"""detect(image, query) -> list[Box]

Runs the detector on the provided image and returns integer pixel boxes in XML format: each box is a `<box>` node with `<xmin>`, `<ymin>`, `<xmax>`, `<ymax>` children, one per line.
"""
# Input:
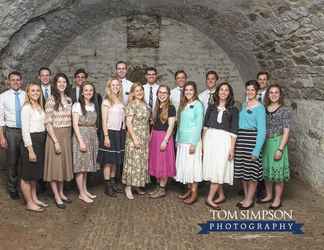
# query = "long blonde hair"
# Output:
<box><xmin>24</xmin><ymin>83</ymin><xmax>44</xmax><ymax>109</ymax></box>
<box><xmin>104</xmin><ymin>79</ymin><xmax>123</xmax><ymax>105</ymax></box>
<box><xmin>128</xmin><ymin>82</ymin><xmax>145</xmax><ymax>103</ymax></box>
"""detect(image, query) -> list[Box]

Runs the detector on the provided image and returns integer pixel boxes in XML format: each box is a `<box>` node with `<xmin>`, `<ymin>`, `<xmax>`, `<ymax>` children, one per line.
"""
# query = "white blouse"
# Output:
<box><xmin>21</xmin><ymin>104</ymin><xmax>45</xmax><ymax>147</ymax></box>
<box><xmin>72</xmin><ymin>102</ymin><xmax>95</xmax><ymax>115</ymax></box>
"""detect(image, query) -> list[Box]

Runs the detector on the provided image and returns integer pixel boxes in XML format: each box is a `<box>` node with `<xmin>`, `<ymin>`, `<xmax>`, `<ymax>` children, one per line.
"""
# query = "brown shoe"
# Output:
<box><xmin>178</xmin><ymin>189</ymin><xmax>191</xmax><ymax>200</ymax></box>
<box><xmin>150</xmin><ymin>187</ymin><xmax>166</xmax><ymax>199</ymax></box>
<box><xmin>183</xmin><ymin>189</ymin><xmax>198</xmax><ymax>205</ymax></box>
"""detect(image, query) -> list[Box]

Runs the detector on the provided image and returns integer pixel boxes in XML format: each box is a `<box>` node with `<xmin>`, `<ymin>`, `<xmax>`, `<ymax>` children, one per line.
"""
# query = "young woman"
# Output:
<box><xmin>259</xmin><ymin>84</ymin><xmax>290</xmax><ymax>209</ymax></box>
<box><xmin>97</xmin><ymin>79</ymin><xmax>125</xmax><ymax>197</ymax></box>
<box><xmin>72</xmin><ymin>82</ymin><xmax>99</xmax><ymax>203</ymax></box>
<box><xmin>234</xmin><ymin>80</ymin><xmax>266</xmax><ymax>210</ymax></box>
<box><xmin>148</xmin><ymin>85</ymin><xmax>176</xmax><ymax>198</ymax></box>
<box><xmin>122</xmin><ymin>82</ymin><xmax>150</xmax><ymax>200</ymax></box>
<box><xmin>175</xmin><ymin>81</ymin><xmax>204</xmax><ymax>205</ymax></box>
<box><xmin>202</xmin><ymin>82</ymin><xmax>238</xmax><ymax>209</ymax></box>
<box><xmin>21</xmin><ymin>83</ymin><xmax>47</xmax><ymax>212</ymax></box>
<box><xmin>44</xmin><ymin>73</ymin><xmax>73</xmax><ymax>209</ymax></box>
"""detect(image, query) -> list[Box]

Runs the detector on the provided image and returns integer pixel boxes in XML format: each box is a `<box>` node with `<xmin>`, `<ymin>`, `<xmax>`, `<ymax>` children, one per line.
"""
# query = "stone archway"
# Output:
<box><xmin>0</xmin><ymin>0</ymin><xmax>323</xmax><ymax>193</ymax></box>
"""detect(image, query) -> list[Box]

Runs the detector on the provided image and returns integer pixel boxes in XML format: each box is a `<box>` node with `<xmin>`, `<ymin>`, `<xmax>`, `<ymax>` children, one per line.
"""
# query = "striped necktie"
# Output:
<box><xmin>149</xmin><ymin>86</ymin><xmax>153</xmax><ymax>109</ymax></box>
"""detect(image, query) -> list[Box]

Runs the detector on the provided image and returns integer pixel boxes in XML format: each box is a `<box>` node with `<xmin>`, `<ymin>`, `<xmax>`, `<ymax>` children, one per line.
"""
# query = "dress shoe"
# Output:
<box><xmin>149</xmin><ymin>187</ymin><xmax>166</xmax><ymax>199</ymax></box>
<box><xmin>178</xmin><ymin>190</ymin><xmax>191</xmax><ymax>200</ymax></box>
<box><xmin>104</xmin><ymin>182</ymin><xmax>117</xmax><ymax>197</ymax></box>
<box><xmin>183</xmin><ymin>189</ymin><xmax>198</xmax><ymax>205</ymax></box>
<box><xmin>55</xmin><ymin>201</ymin><xmax>66</xmax><ymax>209</ymax></box>
<box><xmin>213</xmin><ymin>197</ymin><xmax>226</xmax><ymax>204</ymax></box>
<box><xmin>256</xmin><ymin>198</ymin><xmax>273</xmax><ymax>204</ymax></box>
<box><xmin>26</xmin><ymin>207</ymin><xmax>45</xmax><ymax>213</ymax></box>
<box><xmin>205</xmin><ymin>200</ymin><xmax>221</xmax><ymax>210</ymax></box>
<box><xmin>133</xmin><ymin>187</ymin><xmax>145</xmax><ymax>195</ymax></box>
<box><xmin>9</xmin><ymin>191</ymin><xmax>19</xmax><ymax>200</ymax></box>
<box><xmin>61</xmin><ymin>197</ymin><xmax>72</xmax><ymax>203</ymax></box>
<box><xmin>125</xmin><ymin>186</ymin><xmax>134</xmax><ymax>200</ymax></box>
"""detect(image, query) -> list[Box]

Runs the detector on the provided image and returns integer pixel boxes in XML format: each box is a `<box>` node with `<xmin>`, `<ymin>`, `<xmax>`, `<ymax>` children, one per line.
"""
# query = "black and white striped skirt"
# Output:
<box><xmin>234</xmin><ymin>129</ymin><xmax>263</xmax><ymax>181</ymax></box>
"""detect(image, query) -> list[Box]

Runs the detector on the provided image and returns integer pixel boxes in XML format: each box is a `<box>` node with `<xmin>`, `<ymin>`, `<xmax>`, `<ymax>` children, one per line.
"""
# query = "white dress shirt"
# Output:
<box><xmin>143</xmin><ymin>83</ymin><xmax>159</xmax><ymax>110</ymax></box>
<box><xmin>76</xmin><ymin>86</ymin><xmax>80</xmax><ymax>102</ymax></box>
<box><xmin>72</xmin><ymin>102</ymin><xmax>95</xmax><ymax>115</ymax></box>
<box><xmin>0</xmin><ymin>89</ymin><xmax>26</xmax><ymax>128</ymax></box>
<box><xmin>170</xmin><ymin>86</ymin><xmax>182</xmax><ymax>112</ymax></box>
<box><xmin>21</xmin><ymin>104</ymin><xmax>45</xmax><ymax>147</ymax></box>
<box><xmin>41</xmin><ymin>84</ymin><xmax>51</xmax><ymax>100</ymax></box>
<box><xmin>198</xmin><ymin>88</ymin><xmax>216</xmax><ymax>114</ymax></box>
<box><xmin>121</xmin><ymin>78</ymin><xmax>133</xmax><ymax>105</ymax></box>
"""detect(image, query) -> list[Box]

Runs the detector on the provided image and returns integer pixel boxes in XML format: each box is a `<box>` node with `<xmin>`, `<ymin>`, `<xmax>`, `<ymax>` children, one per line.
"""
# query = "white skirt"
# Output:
<box><xmin>175</xmin><ymin>141</ymin><xmax>203</xmax><ymax>184</ymax></box>
<box><xmin>202</xmin><ymin>128</ymin><xmax>234</xmax><ymax>185</ymax></box>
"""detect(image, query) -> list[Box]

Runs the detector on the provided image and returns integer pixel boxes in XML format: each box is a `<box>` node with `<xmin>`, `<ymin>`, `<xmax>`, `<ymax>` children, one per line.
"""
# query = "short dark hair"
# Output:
<box><xmin>115</xmin><ymin>61</ymin><xmax>128</xmax><ymax>69</ymax></box>
<box><xmin>8</xmin><ymin>71</ymin><xmax>22</xmax><ymax>80</ymax></box>
<box><xmin>145</xmin><ymin>67</ymin><xmax>157</xmax><ymax>75</ymax></box>
<box><xmin>264</xmin><ymin>83</ymin><xmax>285</xmax><ymax>107</ymax></box>
<box><xmin>245</xmin><ymin>80</ymin><xmax>260</xmax><ymax>92</ymax></box>
<box><xmin>206</xmin><ymin>70</ymin><xmax>219</xmax><ymax>81</ymax></box>
<box><xmin>74</xmin><ymin>68</ymin><xmax>88</xmax><ymax>78</ymax></box>
<box><xmin>257</xmin><ymin>71</ymin><xmax>270</xmax><ymax>80</ymax></box>
<box><xmin>174</xmin><ymin>70</ymin><xmax>187</xmax><ymax>79</ymax></box>
<box><xmin>38</xmin><ymin>67</ymin><xmax>51</xmax><ymax>76</ymax></box>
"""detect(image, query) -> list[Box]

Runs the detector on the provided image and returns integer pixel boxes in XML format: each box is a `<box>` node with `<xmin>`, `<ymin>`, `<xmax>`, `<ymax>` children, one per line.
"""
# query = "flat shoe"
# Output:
<box><xmin>205</xmin><ymin>200</ymin><xmax>221</xmax><ymax>210</ymax></box>
<box><xmin>79</xmin><ymin>196</ymin><xmax>93</xmax><ymax>204</ymax></box>
<box><xmin>236</xmin><ymin>202</ymin><xmax>243</xmax><ymax>207</ymax></box>
<box><xmin>269</xmin><ymin>203</ymin><xmax>282</xmax><ymax>210</ymax></box>
<box><xmin>213</xmin><ymin>198</ymin><xmax>226</xmax><ymax>204</ymax></box>
<box><xmin>26</xmin><ymin>207</ymin><xmax>44</xmax><ymax>213</ymax></box>
<box><xmin>55</xmin><ymin>202</ymin><xmax>66</xmax><ymax>209</ymax></box>
<box><xmin>256</xmin><ymin>198</ymin><xmax>273</xmax><ymax>204</ymax></box>
<box><xmin>238</xmin><ymin>202</ymin><xmax>254</xmax><ymax>210</ymax></box>
<box><xmin>36</xmin><ymin>202</ymin><xmax>48</xmax><ymax>208</ymax></box>
<box><xmin>62</xmin><ymin>198</ymin><xmax>72</xmax><ymax>203</ymax></box>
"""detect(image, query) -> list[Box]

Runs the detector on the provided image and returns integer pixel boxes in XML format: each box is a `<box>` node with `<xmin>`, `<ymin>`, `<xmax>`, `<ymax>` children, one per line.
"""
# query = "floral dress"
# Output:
<box><xmin>122</xmin><ymin>101</ymin><xmax>150</xmax><ymax>187</ymax></box>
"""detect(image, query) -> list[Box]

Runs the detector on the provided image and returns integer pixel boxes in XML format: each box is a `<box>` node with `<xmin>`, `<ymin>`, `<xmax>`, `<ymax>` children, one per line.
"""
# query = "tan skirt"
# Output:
<box><xmin>44</xmin><ymin>127</ymin><xmax>73</xmax><ymax>182</ymax></box>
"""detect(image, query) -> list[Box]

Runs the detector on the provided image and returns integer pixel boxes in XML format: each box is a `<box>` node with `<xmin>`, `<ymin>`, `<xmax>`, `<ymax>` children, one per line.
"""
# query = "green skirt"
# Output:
<box><xmin>262</xmin><ymin>135</ymin><xmax>289</xmax><ymax>182</ymax></box>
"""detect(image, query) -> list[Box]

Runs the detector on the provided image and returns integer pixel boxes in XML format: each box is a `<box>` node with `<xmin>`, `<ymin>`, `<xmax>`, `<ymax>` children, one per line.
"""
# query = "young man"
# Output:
<box><xmin>38</xmin><ymin>67</ymin><xmax>53</xmax><ymax>102</ymax></box>
<box><xmin>115</xmin><ymin>61</ymin><xmax>133</xmax><ymax>105</ymax></box>
<box><xmin>143</xmin><ymin>67</ymin><xmax>159</xmax><ymax>111</ymax></box>
<box><xmin>198</xmin><ymin>70</ymin><xmax>219</xmax><ymax>114</ymax></box>
<box><xmin>170</xmin><ymin>70</ymin><xmax>187</xmax><ymax>112</ymax></box>
<box><xmin>257</xmin><ymin>71</ymin><xmax>270</xmax><ymax>104</ymax></box>
<box><xmin>0</xmin><ymin>71</ymin><xmax>26</xmax><ymax>199</ymax></box>
<box><xmin>71</xmin><ymin>68</ymin><xmax>88</xmax><ymax>103</ymax></box>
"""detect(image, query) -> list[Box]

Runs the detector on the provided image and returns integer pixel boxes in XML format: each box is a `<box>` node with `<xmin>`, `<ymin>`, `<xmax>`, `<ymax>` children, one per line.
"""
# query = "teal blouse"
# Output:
<box><xmin>176</xmin><ymin>100</ymin><xmax>204</xmax><ymax>145</ymax></box>
<box><xmin>239</xmin><ymin>103</ymin><xmax>266</xmax><ymax>157</ymax></box>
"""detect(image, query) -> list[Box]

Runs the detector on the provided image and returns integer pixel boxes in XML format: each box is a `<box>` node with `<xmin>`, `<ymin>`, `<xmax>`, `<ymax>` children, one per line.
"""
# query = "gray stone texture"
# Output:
<box><xmin>0</xmin><ymin>0</ymin><xmax>323</xmax><ymax>193</ymax></box>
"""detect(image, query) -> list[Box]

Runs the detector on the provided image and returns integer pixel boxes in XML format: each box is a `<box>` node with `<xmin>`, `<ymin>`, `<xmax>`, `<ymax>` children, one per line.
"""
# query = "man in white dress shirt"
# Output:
<box><xmin>256</xmin><ymin>71</ymin><xmax>270</xmax><ymax>104</ymax></box>
<box><xmin>0</xmin><ymin>71</ymin><xmax>26</xmax><ymax>199</ymax></box>
<box><xmin>170</xmin><ymin>70</ymin><xmax>187</xmax><ymax>112</ymax></box>
<box><xmin>115</xmin><ymin>61</ymin><xmax>133</xmax><ymax>105</ymax></box>
<box><xmin>143</xmin><ymin>67</ymin><xmax>159</xmax><ymax>111</ymax></box>
<box><xmin>71</xmin><ymin>68</ymin><xmax>88</xmax><ymax>103</ymax></box>
<box><xmin>198</xmin><ymin>70</ymin><xmax>219</xmax><ymax>114</ymax></box>
<box><xmin>38</xmin><ymin>67</ymin><xmax>52</xmax><ymax>103</ymax></box>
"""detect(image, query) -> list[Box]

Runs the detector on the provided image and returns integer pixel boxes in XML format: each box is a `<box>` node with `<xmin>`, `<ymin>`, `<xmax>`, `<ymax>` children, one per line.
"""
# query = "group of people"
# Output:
<box><xmin>0</xmin><ymin>61</ymin><xmax>291</xmax><ymax>213</ymax></box>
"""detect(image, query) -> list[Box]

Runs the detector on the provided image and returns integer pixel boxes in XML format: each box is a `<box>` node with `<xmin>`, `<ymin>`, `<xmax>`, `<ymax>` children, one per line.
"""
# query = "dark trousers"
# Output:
<box><xmin>5</xmin><ymin>127</ymin><xmax>23</xmax><ymax>193</ymax></box>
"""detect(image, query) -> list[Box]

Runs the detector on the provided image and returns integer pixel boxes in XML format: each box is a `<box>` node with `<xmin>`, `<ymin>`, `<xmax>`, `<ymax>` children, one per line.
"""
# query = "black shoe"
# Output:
<box><xmin>9</xmin><ymin>191</ymin><xmax>19</xmax><ymax>200</ymax></box>
<box><xmin>238</xmin><ymin>202</ymin><xmax>254</xmax><ymax>210</ymax></box>
<box><xmin>111</xmin><ymin>178</ymin><xmax>123</xmax><ymax>193</ymax></box>
<box><xmin>104</xmin><ymin>181</ymin><xmax>116</xmax><ymax>197</ymax></box>
<box><xmin>55</xmin><ymin>201</ymin><xmax>66</xmax><ymax>209</ymax></box>
<box><xmin>269</xmin><ymin>203</ymin><xmax>282</xmax><ymax>210</ymax></box>
<box><xmin>62</xmin><ymin>197</ymin><xmax>72</xmax><ymax>204</ymax></box>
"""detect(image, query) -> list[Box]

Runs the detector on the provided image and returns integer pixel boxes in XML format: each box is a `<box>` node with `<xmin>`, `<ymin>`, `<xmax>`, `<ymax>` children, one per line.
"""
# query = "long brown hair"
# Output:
<box><xmin>178</xmin><ymin>81</ymin><xmax>199</xmax><ymax>114</ymax></box>
<box><xmin>214</xmin><ymin>82</ymin><xmax>235</xmax><ymax>108</ymax></box>
<box><xmin>24</xmin><ymin>83</ymin><xmax>44</xmax><ymax>109</ymax></box>
<box><xmin>264</xmin><ymin>83</ymin><xmax>285</xmax><ymax>107</ymax></box>
<box><xmin>152</xmin><ymin>85</ymin><xmax>171</xmax><ymax>125</ymax></box>
<box><xmin>52</xmin><ymin>73</ymin><xmax>71</xmax><ymax>111</ymax></box>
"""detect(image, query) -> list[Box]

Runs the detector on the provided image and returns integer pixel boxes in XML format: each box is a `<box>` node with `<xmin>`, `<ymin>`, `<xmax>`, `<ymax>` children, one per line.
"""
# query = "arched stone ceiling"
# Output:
<box><xmin>1</xmin><ymin>0</ymin><xmax>323</xmax><ymax>101</ymax></box>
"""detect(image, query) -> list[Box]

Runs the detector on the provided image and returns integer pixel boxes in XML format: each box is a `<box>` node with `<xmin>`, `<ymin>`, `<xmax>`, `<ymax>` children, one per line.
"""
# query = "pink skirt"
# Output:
<box><xmin>149</xmin><ymin>129</ymin><xmax>176</xmax><ymax>178</ymax></box>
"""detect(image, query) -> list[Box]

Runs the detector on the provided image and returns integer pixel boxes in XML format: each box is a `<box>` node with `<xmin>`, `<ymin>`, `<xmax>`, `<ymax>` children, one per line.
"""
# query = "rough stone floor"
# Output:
<box><xmin>0</xmin><ymin>170</ymin><xmax>323</xmax><ymax>250</ymax></box>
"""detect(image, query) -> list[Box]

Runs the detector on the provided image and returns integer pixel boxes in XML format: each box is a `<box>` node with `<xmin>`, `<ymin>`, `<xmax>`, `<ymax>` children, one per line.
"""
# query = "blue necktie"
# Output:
<box><xmin>44</xmin><ymin>87</ymin><xmax>49</xmax><ymax>100</ymax></box>
<box><xmin>15</xmin><ymin>92</ymin><xmax>22</xmax><ymax>128</ymax></box>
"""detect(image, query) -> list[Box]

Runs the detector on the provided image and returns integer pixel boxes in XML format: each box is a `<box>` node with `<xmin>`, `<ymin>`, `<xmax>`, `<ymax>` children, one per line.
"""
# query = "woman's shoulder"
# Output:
<box><xmin>22</xmin><ymin>103</ymin><xmax>32</xmax><ymax>112</ymax></box>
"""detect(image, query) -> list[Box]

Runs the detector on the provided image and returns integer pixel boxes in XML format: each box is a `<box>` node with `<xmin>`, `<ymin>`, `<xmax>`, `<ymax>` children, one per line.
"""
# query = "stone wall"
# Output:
<box><xmin>50</xmin><ymin>16</ymin><xmax>244</xmax><ymax>99</ymax></box>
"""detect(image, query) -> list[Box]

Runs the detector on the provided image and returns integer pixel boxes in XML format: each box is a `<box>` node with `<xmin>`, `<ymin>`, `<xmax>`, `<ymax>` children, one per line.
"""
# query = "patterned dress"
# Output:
<box><xmin>122</xmin><ymin>101</ymin><xmax>150</xmax><ymax>187</ymax></box>
<box><xmin>72</xmin><ymin>103</ymin><xmax>99</xmax><ymax>173</ymax></box>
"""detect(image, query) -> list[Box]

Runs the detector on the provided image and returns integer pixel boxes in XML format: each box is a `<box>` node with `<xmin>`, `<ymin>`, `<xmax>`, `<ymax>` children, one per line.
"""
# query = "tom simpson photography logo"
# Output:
<box><xmin>198</xmin><ymin>209</ymin><xmax>304</xmax><ymax>235</ymax></box>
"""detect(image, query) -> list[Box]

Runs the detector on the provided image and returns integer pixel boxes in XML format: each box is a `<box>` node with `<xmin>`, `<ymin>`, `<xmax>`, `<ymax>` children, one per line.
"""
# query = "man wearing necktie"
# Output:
<box><xmin>198</xmin><ymin>70</ymin><xmax>219</xmax><ymax>114</ymax></box>
<box><xmin>115</xmin><ymin>61</ymin><xmax>133</xmax><ymax>105</ymax></box>
<box><xmin>143</xmin><ymin>67</ymin><xmax>159</xmax><ymax>111</ymax></box>
<box><xmin>0</xmin><ymin>71</ymin><xmax>26</xmax><ymax>199</ymax></box>
<box><xmin>256</xmin><ymin>71</ymin><xmax>270</xmax><ymax>104</ymax></box>
<box><xmin>38</xmin><ymin>67</ymin><xmax>52</xmax><ymax>104</ymax></box>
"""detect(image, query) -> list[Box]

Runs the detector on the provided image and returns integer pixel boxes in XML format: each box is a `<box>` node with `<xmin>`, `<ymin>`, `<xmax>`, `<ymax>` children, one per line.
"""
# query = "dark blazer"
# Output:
<box><xmin>71</xmin><ymin>87</ymin><xmax>79</xmax><ymax>104</ymax></box>
<box><xmin>39</xmin><ymin>83</ymin><xmax>54</xmax><ymax>108</ymax></box>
